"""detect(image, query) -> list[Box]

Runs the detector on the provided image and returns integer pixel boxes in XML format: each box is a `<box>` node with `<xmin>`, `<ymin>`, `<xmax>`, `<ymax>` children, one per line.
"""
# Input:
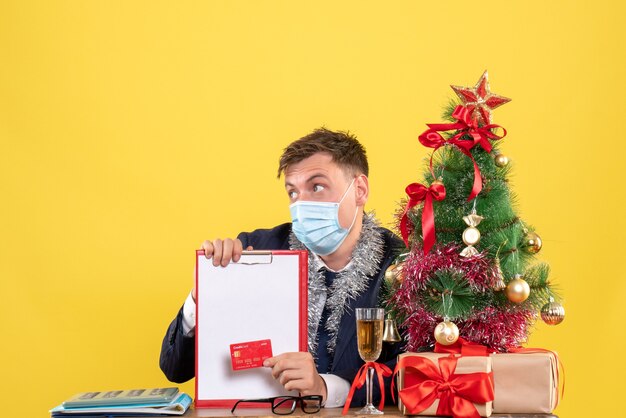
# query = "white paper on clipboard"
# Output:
<box><xmin>195</xmin><ymin>249</ymin><xmax>308</xmax><ymax>408</ymax></box>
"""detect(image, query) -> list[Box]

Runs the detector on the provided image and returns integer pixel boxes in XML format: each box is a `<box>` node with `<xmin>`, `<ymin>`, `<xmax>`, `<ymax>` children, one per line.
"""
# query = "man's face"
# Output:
<box><xmin>284</xmin><ymin>152</ymin><xmax>362</xmax><ymax>230</ymax></box>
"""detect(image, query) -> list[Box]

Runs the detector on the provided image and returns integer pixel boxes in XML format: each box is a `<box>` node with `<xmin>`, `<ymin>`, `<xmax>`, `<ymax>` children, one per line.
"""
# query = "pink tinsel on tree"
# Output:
<box><xmin>387</xmin><ymin>244</ymin><xmax>535</xmax><ymax>352</ymax></box>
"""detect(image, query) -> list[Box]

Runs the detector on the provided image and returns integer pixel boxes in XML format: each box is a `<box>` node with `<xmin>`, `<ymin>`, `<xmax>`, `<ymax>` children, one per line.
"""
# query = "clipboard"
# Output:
<box><xmin>194</xmin><ymin>250</ymin><xmax>308</xmax><ymax>408</ymax></box>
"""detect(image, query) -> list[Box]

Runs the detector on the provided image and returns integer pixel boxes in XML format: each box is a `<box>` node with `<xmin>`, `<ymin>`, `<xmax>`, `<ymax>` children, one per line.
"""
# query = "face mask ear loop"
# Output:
<box><xmin>338</xmin><ymin>178</ymin><xmax>357</xmax><ymax>205</ymax></box>
<box><xmin>339</xmin><ymin>178</ymin><xmax>359</xmax><ymax>232</ymax></box>
<box><xmin>346</xmin><ymin>206</ymin><xmax>359</xmax><ymax>231</ymax></box>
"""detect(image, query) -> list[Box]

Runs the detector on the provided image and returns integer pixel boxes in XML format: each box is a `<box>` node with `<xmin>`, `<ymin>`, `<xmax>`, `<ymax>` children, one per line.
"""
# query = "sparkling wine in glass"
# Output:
<box><xmin>355</xmin><ymin>308</ymin><xmax>385</xmax><ymax>415</ymax></box>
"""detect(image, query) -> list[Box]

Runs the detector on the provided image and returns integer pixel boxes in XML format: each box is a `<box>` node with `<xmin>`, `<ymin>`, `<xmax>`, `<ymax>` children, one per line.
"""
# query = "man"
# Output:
<box><xmin>160</xmin><ymin>128</ymin><xmax>405</xmax><ymax>407</ymax></box>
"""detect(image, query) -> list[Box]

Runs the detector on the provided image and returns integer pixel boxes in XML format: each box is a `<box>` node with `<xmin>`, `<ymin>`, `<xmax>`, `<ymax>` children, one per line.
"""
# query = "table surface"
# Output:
<box><xmin>185</xmin><ymin>406</ymin><xmax>558</xmax><ymax>417</ymax></box>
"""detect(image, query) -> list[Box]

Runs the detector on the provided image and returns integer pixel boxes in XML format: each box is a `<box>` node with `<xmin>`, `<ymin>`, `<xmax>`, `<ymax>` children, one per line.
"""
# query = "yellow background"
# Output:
<box><xmin>1</xmin><ymin>1</ymin><xmax>624</xmax><ymax>416</ymax></box>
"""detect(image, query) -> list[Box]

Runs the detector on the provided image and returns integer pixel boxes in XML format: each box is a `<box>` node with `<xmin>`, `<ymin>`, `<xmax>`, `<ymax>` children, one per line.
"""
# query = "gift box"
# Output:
<box><xmin>490</xmin><ymin>352</ymin><xmax>560</xmax><ymax>414</ymax></box>
<box><xmin>395</xmin><ymin>352</ymin><xmax>494</xmax><ymax>417</ymax></box>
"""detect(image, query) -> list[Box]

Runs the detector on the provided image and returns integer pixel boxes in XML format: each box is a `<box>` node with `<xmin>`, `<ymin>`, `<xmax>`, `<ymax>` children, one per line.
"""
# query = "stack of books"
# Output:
<box><xmin>49</xmin><ymin>387</ymin><xmax>192</xmax><ymax>416</ymax></box>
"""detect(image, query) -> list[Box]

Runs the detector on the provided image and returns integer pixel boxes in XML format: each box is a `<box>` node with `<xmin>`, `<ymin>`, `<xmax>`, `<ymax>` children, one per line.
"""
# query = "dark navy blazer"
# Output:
<box><xmin>159</xmin><ymin>222</ymin><xmax>405</xmax><ymax>406</ymax></box>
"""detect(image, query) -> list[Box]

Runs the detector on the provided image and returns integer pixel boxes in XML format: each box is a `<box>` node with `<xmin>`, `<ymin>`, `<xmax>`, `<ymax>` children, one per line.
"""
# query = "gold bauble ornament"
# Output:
<box><xmin>541</xmin><ymin>297</ymin><xmax>565</xmax><ymax>325</ymax></box>
<box><xmin>494</xmin><ymin>153</ymin><xmax>509</xmax><ymax>167</ymax></box>
<box><xmin>384</xmin><ymin>264</ymin><xmax>397</xmax><ymax>284</ymax></box>
<box><xmin>506</xmin><ymin>274</ymin><xmax>530</xmax><ymax>303</ymax></box>
<box><xmin>384</xmin><ymin>262</ymin><xmax>405</xmax><ymax>286</ymax></box>
<box><xmin>522</xmin><ymin>231</ymin><xmax>543</xmax><ymax>254</ymax></box>
<box><xmin>433</xmin><ymin>320</ymin><xmax>459</xmax><ymax>345</ymax></box>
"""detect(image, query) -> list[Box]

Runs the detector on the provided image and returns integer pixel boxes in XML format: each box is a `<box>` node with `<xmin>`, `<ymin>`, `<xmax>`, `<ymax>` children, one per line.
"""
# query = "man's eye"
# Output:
<box><xmin>313</xmin><ymin>184</ymin><xmax>325</xmax><ymax>192</ymax></box>
<box><xmin>288</xmin><ymin>191</ymin><xmax>298</xmax><ymax>199</ymax></box>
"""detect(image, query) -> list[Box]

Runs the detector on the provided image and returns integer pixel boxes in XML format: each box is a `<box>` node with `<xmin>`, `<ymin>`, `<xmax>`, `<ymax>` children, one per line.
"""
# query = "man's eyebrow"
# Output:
<box><xmin>284</xmin><ymin>173</ymin><xmax>329</xmax><ymax>188</ymax></box>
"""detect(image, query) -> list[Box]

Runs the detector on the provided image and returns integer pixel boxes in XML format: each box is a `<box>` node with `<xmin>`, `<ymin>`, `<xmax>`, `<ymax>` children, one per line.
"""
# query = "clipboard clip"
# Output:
<box><xmin>236</xmin><ymin>250</ymin><xmax>273</xmax><ymax>265</ymax></box>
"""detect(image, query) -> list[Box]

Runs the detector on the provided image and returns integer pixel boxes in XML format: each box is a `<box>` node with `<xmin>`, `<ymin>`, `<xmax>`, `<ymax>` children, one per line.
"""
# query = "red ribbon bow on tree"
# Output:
<box><xmin>418</xmin><ymin>105</ymin><xmax>507</xmax><ymax>201</ymax></box>
<box><xmin>341</xmin><ymin>362</ymin><xmax>392</xmax><ymax>415</ymax></box>
<box><xmin>393</xmin><ymin>355</ymin><xmax>494</xmax><ymax>418</ymax></box>
<box><xmin>400</xmin><ymin>181</ymin><xmax>446</xmax><ymax>254</ymax></box>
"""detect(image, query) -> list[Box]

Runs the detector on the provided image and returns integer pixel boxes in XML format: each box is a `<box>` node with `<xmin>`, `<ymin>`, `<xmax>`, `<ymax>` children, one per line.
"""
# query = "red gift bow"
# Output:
<box><xmin>418</xmin><ymin>105</ymin><xmax>507</xmax><ymax>201</ymax></box>
<box><xmin>341</xmin><ymin>361</ymin><xmax>392</xmax><ymax>415</ymax></box>
<box><xmin>434</xmin><ymin>337</ymin><xmax>495</xmax><ymax>357</ymax></box>
<box><xmin>400</xmin><ymin>181</ymin><xmax>446</xmax><ymax>254</ymax></box>
<box><xmin>392</xmin><ymin>355</ymin><xmax>494</xmax><ymax>418</ymax></box>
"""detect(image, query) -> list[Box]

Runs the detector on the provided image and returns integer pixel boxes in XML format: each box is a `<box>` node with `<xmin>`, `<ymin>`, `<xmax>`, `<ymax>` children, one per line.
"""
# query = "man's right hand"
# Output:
<box><xmin>191</xmin><ymin>238</ymin><xmax>253</xmax><ymax>302</ymax></box>
<box><xmin>201</xmin><ymin>238</ymin><xmax>250</xmax><ymax>267</ymax></box>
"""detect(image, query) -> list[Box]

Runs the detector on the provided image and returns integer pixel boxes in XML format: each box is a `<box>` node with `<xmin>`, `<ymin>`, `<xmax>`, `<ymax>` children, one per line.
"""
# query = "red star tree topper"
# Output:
<box><xmin>451</xmin><ymin>70</ymin><xmax>511</xmax><ymax>125</ymax></box>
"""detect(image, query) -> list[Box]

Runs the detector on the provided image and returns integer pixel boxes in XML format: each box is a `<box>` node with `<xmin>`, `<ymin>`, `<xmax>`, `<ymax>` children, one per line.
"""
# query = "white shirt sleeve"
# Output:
<box><xmin>319</xmin><ymin>374</ymin><xmax>351</xmax><ymax>408</ymax></box>
<box><xmin>181</xmin><ymin>291</ymin><xmax>196</xmax><ymax>337</ymax></box>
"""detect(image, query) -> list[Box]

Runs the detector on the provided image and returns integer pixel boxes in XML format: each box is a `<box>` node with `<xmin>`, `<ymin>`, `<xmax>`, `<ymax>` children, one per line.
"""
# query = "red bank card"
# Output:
<box><xmin>230</xmin><ymin>339</ymin><xmax>273</xmax><ymax>371</ymax></box>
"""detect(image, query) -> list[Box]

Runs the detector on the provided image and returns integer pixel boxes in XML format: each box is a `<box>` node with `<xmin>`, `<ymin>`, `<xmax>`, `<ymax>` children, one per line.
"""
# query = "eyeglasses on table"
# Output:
<box><xmin>230</xmin><ymin>395</ymin><xmax>322</xmax><ymax>415</ymax></box>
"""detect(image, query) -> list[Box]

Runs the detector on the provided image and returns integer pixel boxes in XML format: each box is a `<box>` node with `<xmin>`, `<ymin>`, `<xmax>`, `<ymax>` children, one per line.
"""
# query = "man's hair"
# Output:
<box><xmin>277</xmin><ymin>128</ymin><xmax>369</xmax><ymax>178</ymax></box>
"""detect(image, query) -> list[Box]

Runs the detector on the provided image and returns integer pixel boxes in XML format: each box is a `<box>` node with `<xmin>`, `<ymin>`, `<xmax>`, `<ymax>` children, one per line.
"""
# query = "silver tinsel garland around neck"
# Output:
<box><xmin>289</xmin><ymin>212</ymin><xmax>385</xmax><ymax>357</ymax></box>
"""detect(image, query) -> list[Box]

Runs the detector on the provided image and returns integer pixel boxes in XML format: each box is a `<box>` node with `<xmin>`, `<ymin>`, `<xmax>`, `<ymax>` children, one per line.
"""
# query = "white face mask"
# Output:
<box><xmin>289</xmin><ymin>179</ymin><xmax>358</xmax><ymax>256</ymax></box>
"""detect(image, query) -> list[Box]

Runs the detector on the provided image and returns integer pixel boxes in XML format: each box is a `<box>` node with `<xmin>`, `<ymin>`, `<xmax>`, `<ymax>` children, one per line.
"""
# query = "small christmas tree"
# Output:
<box><xmin>386</xmin><ymin>71</ymin><xmax>565</xmax><ymax>352</ymax></box>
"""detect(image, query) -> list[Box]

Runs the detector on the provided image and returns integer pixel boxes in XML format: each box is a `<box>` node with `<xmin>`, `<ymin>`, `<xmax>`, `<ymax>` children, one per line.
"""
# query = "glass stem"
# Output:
<box><xmin>366</xmin><ymin>366</ymin><xmax>374</xmax><ymax>407</ymax></box>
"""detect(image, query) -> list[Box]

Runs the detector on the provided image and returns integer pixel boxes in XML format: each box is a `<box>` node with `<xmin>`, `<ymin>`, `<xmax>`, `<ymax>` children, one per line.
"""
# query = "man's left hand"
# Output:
<box><xmin>263</xmin><ymin>352</ymin><xmax>327</xmax><ymax>402</ymax></box>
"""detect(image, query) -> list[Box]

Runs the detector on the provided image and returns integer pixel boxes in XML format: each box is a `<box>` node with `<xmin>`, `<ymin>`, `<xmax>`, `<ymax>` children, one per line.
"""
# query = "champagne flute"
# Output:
<box><xmin>355</xmin><ymin>308</ymin><xmax>385</xmax><ymax>415</ymax></box>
